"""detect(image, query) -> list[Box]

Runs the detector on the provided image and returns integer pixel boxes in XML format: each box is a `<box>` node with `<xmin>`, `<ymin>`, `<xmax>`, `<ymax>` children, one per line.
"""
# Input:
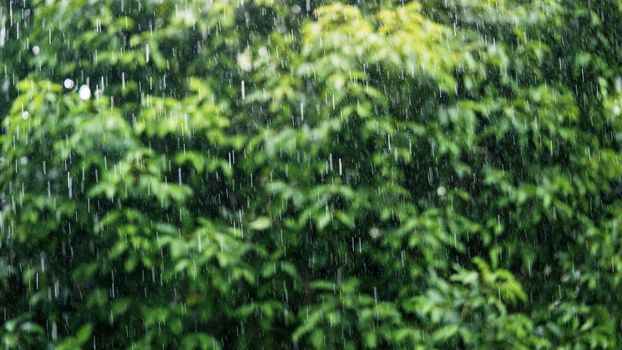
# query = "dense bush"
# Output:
<box><xmin>2</xmin><ymin>0</ymin><xmax>622</xmax><ymax>348</ymax></box>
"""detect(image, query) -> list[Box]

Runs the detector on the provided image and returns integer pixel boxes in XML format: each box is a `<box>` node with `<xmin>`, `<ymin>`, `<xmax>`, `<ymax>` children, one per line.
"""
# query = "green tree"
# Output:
<box><xmin>1</xmin><ymin>0</ymin><xmax>622</xmax><ymax>349</ymax></box>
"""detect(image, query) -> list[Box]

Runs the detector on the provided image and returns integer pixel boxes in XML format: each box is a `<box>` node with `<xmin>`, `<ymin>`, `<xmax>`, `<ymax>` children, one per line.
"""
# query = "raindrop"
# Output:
<box><xmin>436</xmin><ymin>186</ymin><xmax>446</xmax><ymax>197</ymax></box>
<box><xmin>0</xmin><ymin>28</ymin><xmax>6</xmax><ymax>47</ymax></box>
<box><xmin>21</xmin><ymin>111</ymin><xmax>29</xmax><ymax>120</ymax></box>
<box><xmin>63</xmin><ymin>78</ymin><xmax>74</xmax><ymax>89</ymax></box>
<box><xmin>369</xmin><ymin>227</ymin><xmax>380</xmax><ymax>240</ymax></box>
<box><xmin>32</xmin><ymin>45</ymin><xmax>40</xmax><ymax>55</ymax></box>
<box><xmin>79</xmin><ymin>85</ymin><xmax>91</xmax><ymax>100</ymax></box>
<box><xmin>237</xmin><ymin>51</ymin><xmax>252</xmax><ymax>72</ymax></box>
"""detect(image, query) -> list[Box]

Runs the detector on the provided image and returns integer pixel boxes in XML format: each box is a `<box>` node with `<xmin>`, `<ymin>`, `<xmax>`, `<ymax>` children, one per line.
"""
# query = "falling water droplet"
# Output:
<box><xmin>436</xmin><ymin>186</ymin><xmax>446</xmax><ymax>197</ymax></box>
<box><xmin>237</xmin><ymin>51</ymin><xmax>252</xmax><ymax>72</ymax></box>
<box><xmin>21</xmin><ymin>111</ymin><xmax>29</xmax><ymax>120</ymax></box>
<box><xmin>79</xmin><ymin>85</ymin><xmax>91</xmax><ymax>100</ymax></box>
<box><xmin>32</xmin><ymin>45</ymin><xmax>40</xmax><ymax>55</ymax></box>
<box><xmin>63</xmin><ymin>78</ymin><xmax>74</xmax><ymax>89</ymax></box>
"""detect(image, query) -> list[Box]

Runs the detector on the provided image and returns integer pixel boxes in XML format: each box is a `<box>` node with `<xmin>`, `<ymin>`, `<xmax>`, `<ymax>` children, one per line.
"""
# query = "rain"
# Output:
<box><xmin>78</xmin><ymin>85</ymin><xmax>91</xmax><ymax>101</ymax></box>
<box><xmin>0</xmin><ymin>0</ymin><xmax>621</xmax><ymax>349</ymax></box>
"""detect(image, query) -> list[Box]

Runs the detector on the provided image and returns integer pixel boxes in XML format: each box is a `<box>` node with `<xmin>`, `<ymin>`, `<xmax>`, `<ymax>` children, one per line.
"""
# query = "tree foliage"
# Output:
<box><xmin>1</xmin><ymin>0</ymin><xmax>622</xmax><ymax>348</ymax></box>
